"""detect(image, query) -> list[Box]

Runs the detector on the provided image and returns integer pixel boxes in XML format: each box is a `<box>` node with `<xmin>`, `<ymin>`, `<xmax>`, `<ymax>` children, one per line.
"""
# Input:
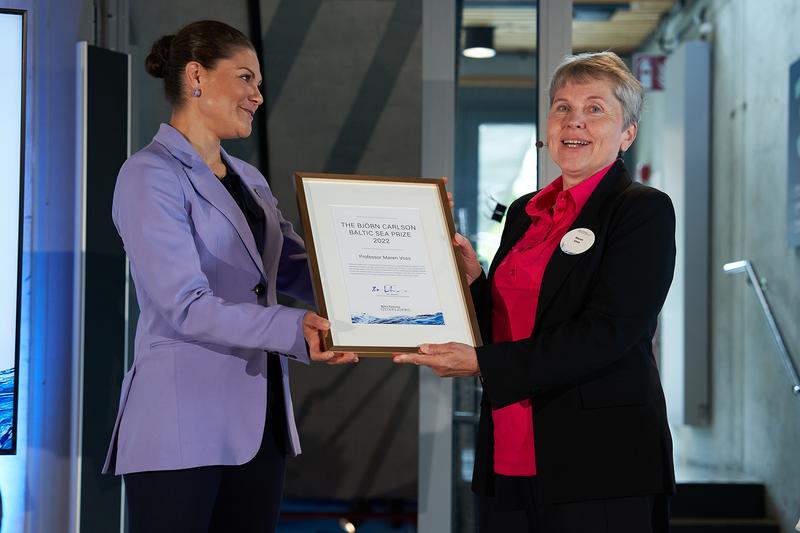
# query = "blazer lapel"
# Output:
<box><xmin>534</xmin><ymin>160</ymin><xmax>632</xmax><ymax>323</ymax></box>
<box><xmin>225</xmin><ymin>153</ymin><xmax>282</xmax><ymax>284</ymax></box>
<box><xmin>190</xmin><ymin>167</ymin><xmax>267</xmax><ymax>280</ymax></box>
<box><xmin>154</xmin><ymin>124</ymin><xmax>267</xmax><ymax>279</ymax></box>
<box><xmin>487</xmin><ymin>195</ymin><xmax>535</xmax><ymax>280</ymax></box>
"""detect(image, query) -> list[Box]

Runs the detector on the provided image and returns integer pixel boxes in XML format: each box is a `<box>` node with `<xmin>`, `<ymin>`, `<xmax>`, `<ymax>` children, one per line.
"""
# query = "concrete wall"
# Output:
<box><xmin>262</xmin><ymin>0</ymin><xmax>422</xmax><ymax>219</ymax></box>
<box><xmin>258</xmin><ymin>0</ymin><xmax>422</xmax><ymax>499</ymax></box>
<box><xmin>635</xmin><ymin>1</ymin><xmax>800</xmax><ymax>530</ymax></box>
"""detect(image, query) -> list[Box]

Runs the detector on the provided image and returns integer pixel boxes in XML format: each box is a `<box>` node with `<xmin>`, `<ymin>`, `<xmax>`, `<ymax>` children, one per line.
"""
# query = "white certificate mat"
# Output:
<box><xmin>296</xmin><ymin>173</ymin><xmax>481</xmax><ymax>354</ymax></box>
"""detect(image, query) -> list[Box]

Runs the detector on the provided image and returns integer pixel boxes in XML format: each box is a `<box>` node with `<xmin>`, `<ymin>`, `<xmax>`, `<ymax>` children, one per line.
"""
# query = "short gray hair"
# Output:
<box><xmin>548</xmin><ymin>51</ymin><xmax>645</xmax><ymax>129</ymax></box>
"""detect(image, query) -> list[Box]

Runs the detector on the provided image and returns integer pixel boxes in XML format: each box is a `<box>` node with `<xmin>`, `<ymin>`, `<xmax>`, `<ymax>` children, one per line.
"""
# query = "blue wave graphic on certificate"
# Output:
<box><xmin>332</xmin><ymin>205</ymin><xmax>446</xmax><ymax>326</ymax></box>
<box><xmin>352</xmin><ymin>312</ymin><xmax>445</xmax><ymax>325</ymax></box>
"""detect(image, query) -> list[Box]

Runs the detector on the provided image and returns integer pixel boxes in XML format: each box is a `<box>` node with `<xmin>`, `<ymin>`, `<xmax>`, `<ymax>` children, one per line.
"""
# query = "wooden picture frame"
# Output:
<box><xmin>295</xmin><ymin>172</ymin><xmax>482</xmax><ymax>355</ymax></box>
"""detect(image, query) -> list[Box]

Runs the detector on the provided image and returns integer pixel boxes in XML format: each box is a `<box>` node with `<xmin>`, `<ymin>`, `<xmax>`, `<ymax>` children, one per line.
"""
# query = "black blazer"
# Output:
<box><xmin>471</xmin><ymin>160</ymin><xmax>677</xmax><ymax>505</ymax></box>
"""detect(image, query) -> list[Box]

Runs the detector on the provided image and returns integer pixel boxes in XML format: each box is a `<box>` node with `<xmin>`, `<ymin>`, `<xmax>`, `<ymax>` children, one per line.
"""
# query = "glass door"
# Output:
<box><xmin>452</xmin><ymin>2</ymin><xmax>538</xmax><ymax>531</ymax></box>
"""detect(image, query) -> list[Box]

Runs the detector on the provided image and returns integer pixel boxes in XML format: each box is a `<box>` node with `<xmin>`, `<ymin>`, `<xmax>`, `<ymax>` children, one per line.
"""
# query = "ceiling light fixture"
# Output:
<box><xmin>463</xmin><ymin>26</ymin><xmax>496</xmax><ymax>59</ymax></box>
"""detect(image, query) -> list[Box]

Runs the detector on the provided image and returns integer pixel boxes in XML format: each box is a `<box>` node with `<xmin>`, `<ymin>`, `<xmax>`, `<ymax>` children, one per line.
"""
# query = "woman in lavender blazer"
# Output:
<box><xmin>102</xmin><ymin>20</ymin><xmax>357</xmax><ymax>533</ymax></box>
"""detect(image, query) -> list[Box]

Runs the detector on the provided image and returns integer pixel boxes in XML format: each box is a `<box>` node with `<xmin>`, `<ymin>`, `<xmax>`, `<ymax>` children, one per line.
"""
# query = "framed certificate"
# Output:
<box><xmin>295</xmin><ymin>172</ymin><xmax>482</xmax><ymax>355</ymax></box>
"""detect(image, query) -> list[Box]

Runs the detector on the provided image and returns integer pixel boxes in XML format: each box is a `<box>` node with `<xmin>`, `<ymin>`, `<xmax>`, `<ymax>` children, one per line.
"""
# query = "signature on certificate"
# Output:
<box><xmin>371</xmin><ymin>285</ymin><xmax>405</xmax><ymax>296</ymax></box>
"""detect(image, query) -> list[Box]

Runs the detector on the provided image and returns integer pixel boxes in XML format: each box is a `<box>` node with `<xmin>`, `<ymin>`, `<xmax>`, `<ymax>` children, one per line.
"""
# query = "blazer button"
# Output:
<box><xmin>253</xmin><ymin>283</ymin><xmax>266</xmax><ymax>296</ymax></box>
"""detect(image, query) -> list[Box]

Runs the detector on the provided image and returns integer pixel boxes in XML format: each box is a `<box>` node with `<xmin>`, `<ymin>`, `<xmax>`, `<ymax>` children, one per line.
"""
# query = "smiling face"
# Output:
<box><xmin>546</xmin><ymin>77</ymin><xmax>637</xmax><ymax>185</ymax></box>
<box><xmin>190</xmin><ymin>47</ymin><xmax>263</xmax><ymax>140</ymax></box>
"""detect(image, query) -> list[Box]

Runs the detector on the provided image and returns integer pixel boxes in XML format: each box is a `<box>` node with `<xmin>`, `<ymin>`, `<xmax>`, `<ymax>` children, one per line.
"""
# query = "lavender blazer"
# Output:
<box><xmin>103</xmin><ymin>124</ymin><xmax>313</xmax><ymax>475</ymax></box>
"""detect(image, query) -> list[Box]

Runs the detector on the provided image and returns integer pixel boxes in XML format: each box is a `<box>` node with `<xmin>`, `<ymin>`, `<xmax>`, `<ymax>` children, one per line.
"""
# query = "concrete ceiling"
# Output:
<box><xmin>462</xmin><ymin>0</ymin><xmax>676</xmax><ymax>55</ymax></box>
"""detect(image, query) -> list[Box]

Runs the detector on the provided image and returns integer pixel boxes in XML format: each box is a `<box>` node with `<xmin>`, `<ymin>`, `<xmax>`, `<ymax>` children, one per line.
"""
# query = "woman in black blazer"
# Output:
<box><xmin>395</xmin><ymin>52</ymin><xmax>676</xmax><ymax>532</ymax></box>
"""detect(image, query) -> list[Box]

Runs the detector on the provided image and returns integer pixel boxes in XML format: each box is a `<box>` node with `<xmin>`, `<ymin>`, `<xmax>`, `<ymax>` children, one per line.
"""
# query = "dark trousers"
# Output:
<box><xmin>479</xmin><ymin>484</ymin><xmax>671</xmax><ymax>533</ymax></box>
<box><xmin>125</xmin><ymin>357</ymin><xmax>288</xmax><ymax>533</ymax></box>
<box><xmin>124</xmin><ymin>420</ymin><xmax>285</xmax><ymax>533</ymax></box>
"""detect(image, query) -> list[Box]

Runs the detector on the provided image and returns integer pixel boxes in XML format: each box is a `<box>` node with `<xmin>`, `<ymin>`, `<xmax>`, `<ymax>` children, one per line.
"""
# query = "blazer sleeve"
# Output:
<box><xmin>476</xmin><ymin>187</ymin><xmax>676</xmax><ymax>408</ymax></box>
<box><xmin>113</xmin><ymin>153</ymin><xmax>310</xmax><ymax>361</ymax></box>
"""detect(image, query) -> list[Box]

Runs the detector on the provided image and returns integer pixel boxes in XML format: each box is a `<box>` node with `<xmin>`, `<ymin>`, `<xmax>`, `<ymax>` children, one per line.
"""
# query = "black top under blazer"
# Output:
<box><xmin>471</xmin><ymin>159</ymin><xmax>677</xmax><ymax>505</ymax></box>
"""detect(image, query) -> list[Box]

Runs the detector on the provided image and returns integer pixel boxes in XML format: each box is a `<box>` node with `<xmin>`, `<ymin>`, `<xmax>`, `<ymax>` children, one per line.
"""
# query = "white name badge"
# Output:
<box><xmin>560</xmin><ymin>228</ymin><xmax>595</xmax><ymax>255</ymax></box>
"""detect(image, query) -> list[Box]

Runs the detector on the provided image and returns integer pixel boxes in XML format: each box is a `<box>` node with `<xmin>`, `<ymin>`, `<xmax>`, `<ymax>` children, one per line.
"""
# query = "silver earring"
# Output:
<box><xmin>192</xmin><ymin>87</ymin><xmax>201</xmax><ymax>97</ymax></box>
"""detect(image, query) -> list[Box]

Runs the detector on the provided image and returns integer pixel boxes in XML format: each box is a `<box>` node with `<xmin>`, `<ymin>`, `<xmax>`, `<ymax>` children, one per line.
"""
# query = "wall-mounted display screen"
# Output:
<box><xmin>0</xmin><ymin>9</ymin><xmax>26</xmax><ymax>454</ymax></box>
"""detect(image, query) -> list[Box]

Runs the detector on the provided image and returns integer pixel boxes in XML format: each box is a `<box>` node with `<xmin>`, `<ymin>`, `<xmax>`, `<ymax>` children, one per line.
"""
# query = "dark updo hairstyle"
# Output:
<box><xmin>145</xmin><ymin>20</ymin><xmax>254</xmax><ymax>107</ymax></box>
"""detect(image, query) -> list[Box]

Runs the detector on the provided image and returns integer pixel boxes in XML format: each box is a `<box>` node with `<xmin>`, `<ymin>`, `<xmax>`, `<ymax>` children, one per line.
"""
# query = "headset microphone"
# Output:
<box><xmin>535</xmin><ymin>140</ymin><xmax>547</xmax><ymax>148</ymax></box>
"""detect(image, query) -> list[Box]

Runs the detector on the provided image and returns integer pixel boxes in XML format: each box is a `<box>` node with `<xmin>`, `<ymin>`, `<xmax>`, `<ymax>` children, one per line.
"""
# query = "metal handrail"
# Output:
<box><xmin>723</xmin><ymin>260</ymin><xmax>800</xmax><ymax>397</ymax></box>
